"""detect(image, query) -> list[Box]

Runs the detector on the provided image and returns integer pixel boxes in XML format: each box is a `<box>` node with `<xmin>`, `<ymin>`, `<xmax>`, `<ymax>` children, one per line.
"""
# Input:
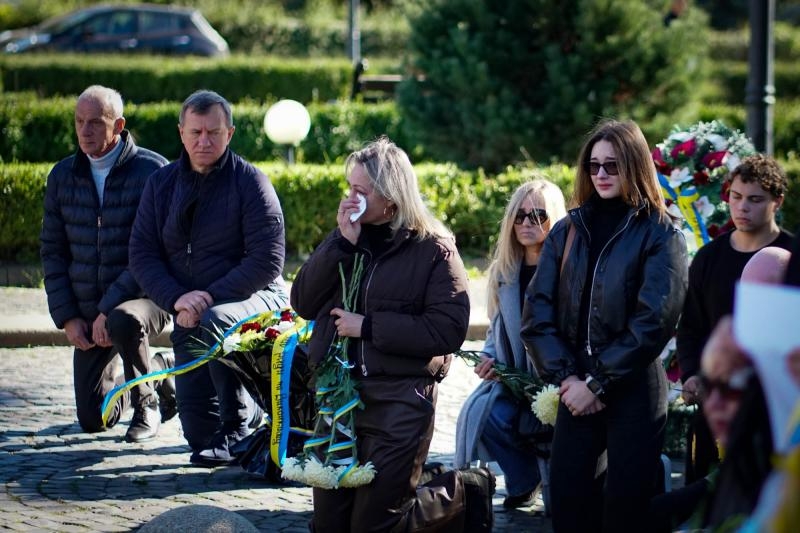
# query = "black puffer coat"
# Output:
<box><xmin>291</xmin><ymin>228</ymin><xmax>470</xmax><ymax>380</ymax></box>
<box><xmin>521</xmin><ymin>202</ymin><xmax>688</xmax><ymax>393</ymax></box>
<box><xmin>129</xmin><ymin>148</ymin><xmax>285</xmax><ymax>313</ymax></box>
<box><xmin>40</xmin><ymin>131</ymin><xmax>167</xmax><ymax>328</ymax></box>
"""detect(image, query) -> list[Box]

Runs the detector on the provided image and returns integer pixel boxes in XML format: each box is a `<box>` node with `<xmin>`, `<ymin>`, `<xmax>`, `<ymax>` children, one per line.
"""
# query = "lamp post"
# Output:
<box><xmin>263</xmin><ymin>99</ymin><xmax>311</xmax><ymax>164</ymax></box>
<box><xmin>746</xmin><ymin>0</ymin><xmax>775</xmax><ymax>154</ymax></box>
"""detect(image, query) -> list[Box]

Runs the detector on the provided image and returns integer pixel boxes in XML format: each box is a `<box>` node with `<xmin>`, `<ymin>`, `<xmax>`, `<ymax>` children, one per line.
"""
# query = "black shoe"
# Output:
<box><xmin>153</xmin><ymin>351</ymin><xmax>177</xmax><ymax>423</ymax></box>
<box><xmin>502</xmin><ymin>489</ymin><xmax>536</xmax><ymax>509</ymax></box>
<box><xmin>125</xmin><ymin>403</ymin><xmax>160</xmax><ymax>443</ymax></box>
<box><xmin>189</xmin><ymin>425</ymin><xmax>250</xmax><ymax>468</ymax></box>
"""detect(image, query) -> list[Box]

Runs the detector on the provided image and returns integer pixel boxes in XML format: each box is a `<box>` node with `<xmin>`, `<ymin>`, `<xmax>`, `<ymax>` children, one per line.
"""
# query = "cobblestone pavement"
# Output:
<box><xmin>0</xmin><ymin>343</ymin><xmax>553</xmax><ymax>532</ymax></box>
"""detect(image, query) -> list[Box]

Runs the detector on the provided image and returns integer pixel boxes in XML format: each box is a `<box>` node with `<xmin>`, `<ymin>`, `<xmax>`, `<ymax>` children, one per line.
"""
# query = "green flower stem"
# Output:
<box><xmin>454</xmin><ymin>349</ymin><xmax>543</xmax><ymax>402</ymax></box>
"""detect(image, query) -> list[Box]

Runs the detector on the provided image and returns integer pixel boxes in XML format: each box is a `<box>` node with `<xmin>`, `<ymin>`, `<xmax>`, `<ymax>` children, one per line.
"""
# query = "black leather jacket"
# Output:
<box><xmin>521</xmin><ymin>201</ymin><xmax>688</xmax><ymax>393</ymax></box>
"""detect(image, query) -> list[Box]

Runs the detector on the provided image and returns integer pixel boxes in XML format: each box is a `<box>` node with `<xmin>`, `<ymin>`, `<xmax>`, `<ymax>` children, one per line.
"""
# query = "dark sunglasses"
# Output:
<box><xmin>585</xmin><ymin>161</ymin><xmax>620</xmax><ymax>176</ymax></box>
<box><xmin>514</xmin><ymin>208</ymin><xmax>549</xmax><ymax>225</ymax></box>
<box><xmin>698</xmin><ymin>367</ymin><xmax>754</xmax><ymax>402</ymax></box>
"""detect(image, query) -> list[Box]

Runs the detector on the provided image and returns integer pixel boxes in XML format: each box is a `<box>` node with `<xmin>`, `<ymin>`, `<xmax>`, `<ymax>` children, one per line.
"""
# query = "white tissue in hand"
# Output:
<box><xmin>350</xmin><ymin>193</ymin><xmax>367</xmax><ymax>222</ymax></box>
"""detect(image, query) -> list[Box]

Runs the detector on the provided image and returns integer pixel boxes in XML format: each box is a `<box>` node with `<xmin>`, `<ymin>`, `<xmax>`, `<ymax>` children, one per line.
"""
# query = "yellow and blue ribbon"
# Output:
<box><xmin>659</xmin><ymin>172</ymin><xmax>710</xmax><ymax>248</ymax></box>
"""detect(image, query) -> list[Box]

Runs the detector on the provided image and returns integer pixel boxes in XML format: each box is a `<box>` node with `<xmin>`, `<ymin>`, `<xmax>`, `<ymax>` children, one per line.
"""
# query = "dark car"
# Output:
<box><xmin>0</xmin><ymin>4</ymin><xmax>229</xmax><ymax>57</ymax></box>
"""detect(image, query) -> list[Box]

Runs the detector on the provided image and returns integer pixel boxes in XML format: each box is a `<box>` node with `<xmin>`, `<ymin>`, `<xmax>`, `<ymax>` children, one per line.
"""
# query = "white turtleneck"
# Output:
<box><xmin>88</xmin><ymin>138</ymin><xmax>123</xmax><ymax>205</ymax></box>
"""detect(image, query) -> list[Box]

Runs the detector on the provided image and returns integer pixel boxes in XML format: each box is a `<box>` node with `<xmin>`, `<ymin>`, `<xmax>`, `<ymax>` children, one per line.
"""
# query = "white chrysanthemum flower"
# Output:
<box><xmin>304</xmin><ymin>456</ymin><xmax>339</xmax><ymax>489</ymax></box>
<box><xmin>668</xmin><ymin>131</ymin><xmax>692</xmax><ymax>143</ymax></box>
<box><xmin>668</xmin><ymin>167</ymin><xmax>692</xmax><ymax>189</ymax></box>
<box><xmin>222</xmin><ymin>333</ymin><xmax>241</xmax><ymax>354</ymax></box>
<box><xmin>276</xmin><ymin>321</ymin><xmax>295</xmax><ymax>333</ymax></box>
<box><xmin>531</xmin><ymin>385</ymin><xmax>560</xmax><ymax>426</ymax></box>
<box><xmin>725</xmin><ymin>153</ymin><xmax>741</xmax><ymax>172</ymax></box>
<box><xmin>705</xmin><ymin>133</ymin><xmax>728</xmax><ymax>151</ymax></box>
<box><xmin>338</xmin><ymin>462</ymin><xmax>377</xmax><ymax>487</ymax></box>
<box><xmin>694</xmin><ymin>195</ymin><xmax>716</xmax><ymax>219</ymax></box>
<box><xmin>659</xmin><ymin>337</ymin><xmax>677</xmax><ymax>362</ymax></box>
<box><xmin>280</xmin><ymin>457</ymin><xmax>307</xmax><ymax>483</ymax></box>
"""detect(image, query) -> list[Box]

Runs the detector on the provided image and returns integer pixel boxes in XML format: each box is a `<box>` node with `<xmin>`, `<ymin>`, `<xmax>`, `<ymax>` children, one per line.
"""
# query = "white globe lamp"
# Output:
<box><xmin>263</xmin><ymin>99</ymin><xmax>311</xmax><ymax>164</ymax></box>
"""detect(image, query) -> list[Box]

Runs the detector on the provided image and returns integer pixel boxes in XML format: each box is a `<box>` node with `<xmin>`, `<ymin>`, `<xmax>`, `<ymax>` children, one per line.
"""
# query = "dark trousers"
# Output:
<box><xmin>548</xmin><ymin>359</ymin><xmax>667</xmax><ymax>533</ymax></box>
<box><xmin>73</xmin><ymin>298</ymin><xmax>170</xmax><ymax>432</ymax></box>
<box><xmin>311</xmin><ymin>375</ymin><xmax>437</xmax><ymax>533</ymax></box>
<box><xmin>170</xmin><ymin>287</ymin><xmax>288</xmax><ymax>451</ymax></box>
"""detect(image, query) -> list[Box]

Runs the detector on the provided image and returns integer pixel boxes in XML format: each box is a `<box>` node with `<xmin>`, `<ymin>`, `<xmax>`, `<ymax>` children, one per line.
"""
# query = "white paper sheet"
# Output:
<box><xmin>734</xmin><ymin>281</ymin><xmax>800</xmax><ymax>452</ymax></box>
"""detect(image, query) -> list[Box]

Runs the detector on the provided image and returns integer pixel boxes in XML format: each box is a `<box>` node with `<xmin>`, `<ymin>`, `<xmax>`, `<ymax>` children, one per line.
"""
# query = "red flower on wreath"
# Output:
<box><xmin>701</xmin><ymin>150</ymin><xmax>728</xmax><ymax>170</ymax></box>
<box><xmin>652</xmin><ymin>147</ymin><xmax>670</xmax><ymax>172</ymax></box>
<box><xmin>670</xmin><ymin>138</ymin><xmax>697</xmax><ymax>160</ymax></box>
<box><xmin>241</xmin><ymin>322</ymin><xmax>262</xmax><ymax>333</ymax></box>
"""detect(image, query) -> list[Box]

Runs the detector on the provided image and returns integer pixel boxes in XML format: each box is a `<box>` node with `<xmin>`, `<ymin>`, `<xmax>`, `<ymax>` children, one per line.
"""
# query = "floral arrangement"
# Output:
<box><xmin>652</xmin><ymin>120</ymin><xmax>756</xmax><ymax>252</ymax></box>
<box><xmin>281</xmin><ymin>254</ymin><xmax>377</xmax><ymax>489</ymax></box>
<box><xmin>455</xmin><ymin>349</ymin><xmax>559</xmax><ymax>426</ymax></box>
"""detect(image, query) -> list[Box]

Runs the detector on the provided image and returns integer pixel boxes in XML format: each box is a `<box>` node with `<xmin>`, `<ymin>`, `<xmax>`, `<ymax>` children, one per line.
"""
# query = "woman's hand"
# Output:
<box><xmin>337</xmin><ymin>197</ymin><xmax>363</xmax><ymax>245</ymax></box>
<box><xmin>474</xmin><ymin>354</ymin><xmax>499</xmax><ymax>381</ymax></box>
<box><xmin>561</xmin><ymin>380</ymin><xmax>605</xmax><ymax>416</ymax></box>
<box><xmin>330</xmin><ymin>308</ymin><xmax>364</xmax><ymax>337</ymax></box>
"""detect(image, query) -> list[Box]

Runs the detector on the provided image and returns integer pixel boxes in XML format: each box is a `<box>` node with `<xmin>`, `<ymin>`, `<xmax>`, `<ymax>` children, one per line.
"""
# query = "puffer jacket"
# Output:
<box><xmin>40</xmin><ymin>131</ymin><xmax>167</xmax><ymax>328</ymax></box>
<box><xmin>521</xmin><ymin>201</ymin><xmax>688</xmax><ymax>393</ymax></box>
<box><xmin>290</xmin><ymin>227</ymin><xmax>470</xmax><ymax>380</ymax></box>
<box><xmin>129</xmin><ymin>148</ymin><xmax>285</xmax><ymax>314</ymax></box>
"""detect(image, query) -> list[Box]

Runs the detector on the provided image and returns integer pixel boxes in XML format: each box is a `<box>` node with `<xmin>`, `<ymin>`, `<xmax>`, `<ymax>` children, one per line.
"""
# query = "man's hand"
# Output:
<box><xmin>91</xmin><ymin>313</ymin><xmax>112</xmax><ymax>347</ymax></box>
<box><xmin>681</xmin><ymin>375</ymin><xmax>702</xmax><ymax>405</ymax></box>
<box><xmin>474</xmin><ymin>354</ymin><xmax>499</xmax><ymax>381</ymax></box>
<box><xmin>174</xmin><ymin>291</ymin><xmax>213</xmax><ymax>317</ymax></box>
<box><xmin>64</xmin><ymin>317</ymin><xmax>95</xmax><ymax>351</ymax></box>
<box><xmin>330</xmin><ymin>308</ymin><xmax>363</xmax><ymax>338</ymax></box>
<box><xmin>175</xmin><ymin>309</ymin><xmax>200</xmax><ymax>328</ymax></box>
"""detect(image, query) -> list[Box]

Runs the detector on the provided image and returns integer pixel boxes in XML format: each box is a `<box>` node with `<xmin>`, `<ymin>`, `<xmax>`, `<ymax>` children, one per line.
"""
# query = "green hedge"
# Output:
<box><xmin>0</xmin><ymin>95</ymin><xmax>411</xmax><ymax>164</ymax></box>
<box><xmin>0</xmin><ymin>54</ymin><xmax>352</xmax><ymax>104</ymax></box>
<box><xmin>0</xmin><ymin>161</ymin><xmax>575</xmax><ymax>262</ymax></box>
<box><xmin>4</xmin><ymin>158</ymin><xmax>797</xmax><ymax>265</ymax></box>
<box><xmin>706</xmin><ymin>60</ymin><xmax>800</xmax><ymax>104</ymax></box>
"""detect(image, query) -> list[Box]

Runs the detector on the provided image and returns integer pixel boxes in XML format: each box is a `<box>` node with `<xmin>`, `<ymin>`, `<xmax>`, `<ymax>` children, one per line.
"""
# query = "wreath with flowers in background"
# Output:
<box><xmin>652</xmin><ymin>120</ymin><xmax>756</xmax><ymax>254</ymax></box>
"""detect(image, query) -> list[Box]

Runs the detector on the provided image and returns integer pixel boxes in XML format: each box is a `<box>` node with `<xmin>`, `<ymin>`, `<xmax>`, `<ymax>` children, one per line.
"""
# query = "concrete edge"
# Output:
<box><xmin>0</xmin><ymin>324</ymin><xmax>489</xmax><ymax>349</ymax></box>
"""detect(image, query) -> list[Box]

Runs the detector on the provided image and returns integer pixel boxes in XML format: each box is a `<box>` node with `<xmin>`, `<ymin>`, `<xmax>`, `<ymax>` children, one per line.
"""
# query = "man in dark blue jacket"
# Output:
<box><xmin>41</xmin><ymin>85</ymin><xmax>175</xmax><ymax>444</ymax></box>
<box><xmin>129</xmin><ymin>90</ymin><xmax>288</xmax><ymax>467</ymax></box>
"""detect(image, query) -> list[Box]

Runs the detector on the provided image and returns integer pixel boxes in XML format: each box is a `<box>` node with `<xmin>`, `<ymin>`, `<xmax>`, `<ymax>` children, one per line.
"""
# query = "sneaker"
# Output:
<box><xmin>153</xmin><ymin>351</ymin><xmax>177</xmax><ymax>423</ymax></box>
<box><xmin>189</xmin><ymin>425</ymin><xmax>250</xmax><ymax>468</ymax></box>
<box><xmin>502</xmin><ymin>488</ymin><xmax>536</xmax><ymax>509</ymax></box>
<box><xmin>125</xmin><ymin>403</ymin><xmax>160</xmax><ymax>443</ymax></box>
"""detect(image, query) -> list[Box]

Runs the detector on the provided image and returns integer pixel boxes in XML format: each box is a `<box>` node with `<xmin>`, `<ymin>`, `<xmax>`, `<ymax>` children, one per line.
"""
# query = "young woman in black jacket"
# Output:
<box><xmin>521</xmin><ymin>119</ymin><xmax>688</xmax><ymax>532</ymax></box>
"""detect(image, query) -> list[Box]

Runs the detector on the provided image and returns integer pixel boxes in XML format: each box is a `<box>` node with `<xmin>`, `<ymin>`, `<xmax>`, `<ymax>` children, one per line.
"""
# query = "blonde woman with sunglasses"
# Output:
<box><xmin>454</xmin><ymin>178</ymin><xmax>566</xmax><ymax>509</ymax></box>
<box><xmin>521</xmin><ymin>119</ymin><xmax>688</xmax><ymax>532</ymax></box>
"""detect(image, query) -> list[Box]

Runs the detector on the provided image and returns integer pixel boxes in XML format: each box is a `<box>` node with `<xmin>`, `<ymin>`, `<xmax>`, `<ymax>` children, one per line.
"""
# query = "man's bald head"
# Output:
<box><xmin>741</xmin><ymin>246</ymin><xmax>791</xmax><ymax>285</ymax></box>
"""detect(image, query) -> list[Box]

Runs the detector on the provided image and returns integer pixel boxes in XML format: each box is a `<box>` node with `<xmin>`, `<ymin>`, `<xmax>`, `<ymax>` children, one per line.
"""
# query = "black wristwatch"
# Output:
<box><xmin>585</xmin><ymin>375</ymin><xmax>605</xmax><ymax>397</ymax></box>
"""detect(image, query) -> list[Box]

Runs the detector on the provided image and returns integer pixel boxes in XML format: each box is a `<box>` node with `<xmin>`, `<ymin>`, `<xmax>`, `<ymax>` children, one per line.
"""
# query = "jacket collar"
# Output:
<box><xmin>178</xmin><ymin>147</ymin><xmax>231</xmax><ymax>177</ymax></box>
<box><xmin>72</xmin><ymin>130</ymin><xmax>135</xmax><ymax>176</ymax></box>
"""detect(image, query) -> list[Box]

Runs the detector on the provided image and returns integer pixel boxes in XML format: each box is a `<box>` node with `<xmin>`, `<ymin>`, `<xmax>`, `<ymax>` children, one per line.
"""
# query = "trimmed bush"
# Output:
<box><xmin>706</xmin><ymin>60</ymin><xmax>800</xmax><ymax>104</ymax></box>
<box><xmin>0</xmin><ymin>54</ymin><xmax>352</xmax><ymax>104</ymax></box>
<box><xmin>0</xmin><ymin>95</ymin><xmax>409</xmax><ymax>164</ymax></box>
<box><xmin>0</xmin><ymin>161</ymin><xmax>576</xmax><ymax>262</ymax></box>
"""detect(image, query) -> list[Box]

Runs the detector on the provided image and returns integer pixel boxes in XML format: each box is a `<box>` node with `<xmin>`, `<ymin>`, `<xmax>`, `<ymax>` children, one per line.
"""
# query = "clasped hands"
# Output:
<box><xmin>560</xmin><ymin>375</ymin><xmax>606</xmax><ymax>416</ymax></box>
<box><xmin>174</xmin><ymin>290</ymin><xmax>213</xmax><ymax>328</ymax></box>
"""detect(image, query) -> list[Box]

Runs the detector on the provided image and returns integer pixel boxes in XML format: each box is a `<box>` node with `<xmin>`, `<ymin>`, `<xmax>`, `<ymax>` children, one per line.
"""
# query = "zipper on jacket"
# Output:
<box><xmin>582</xmin><ymin>208</ymin><xmax>638</xmax><ymax>357</ymax></box>
<box><xmin>186</xmin><ymin>242</ymin><xmax>192</xmax><ymax>278</ymax></box>
<box><xmin>96</xmin><ymin>215</ymin><xmax>102</xmax><ymax>287</ymax></box>
<box><xmin>359</xmin><ymin>250</ymin><xmax>375</xmax><ymax>377</ymax></box>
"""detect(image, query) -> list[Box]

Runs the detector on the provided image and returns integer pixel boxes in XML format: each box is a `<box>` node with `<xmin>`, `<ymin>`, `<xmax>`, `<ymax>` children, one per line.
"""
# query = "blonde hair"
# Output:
<box><xmin>486</xmin><ymin>178</ymin><xmax>567</xmax><ymax>316</ymax></box>
<box><xmin>573</xmin><ymin>118</ymin><xmax>667</xmax><ymax>221</ymax></box>
<box><xmin>345</xmin><ymin>136</ymin><xmax>452</xmax><ymax>240</ymax></box>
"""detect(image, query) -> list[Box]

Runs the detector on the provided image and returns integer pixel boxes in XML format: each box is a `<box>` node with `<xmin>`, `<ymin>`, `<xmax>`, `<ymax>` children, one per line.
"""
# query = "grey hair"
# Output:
<box><xmin>179</xmin><ymin>90</ymin><xmax>233</xmax><ymax>127</ymax></box>
<box><xmin>345</xmin><ymin>136</ymin><xmax>451</xmax><ymax>241</ymax></box>
<box><xmin>78</xmin><ymin>85</ymin><xmax>123</xmax><ymax>119</ymax></box>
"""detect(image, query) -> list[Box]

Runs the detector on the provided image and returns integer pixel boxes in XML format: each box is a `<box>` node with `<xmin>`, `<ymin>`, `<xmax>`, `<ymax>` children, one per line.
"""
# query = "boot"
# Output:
<box><xmin>153</xmin><ymin>351</ymin><xmax>178</xmax><ymax>422</ymax></box>
<box><xmin>125</xmin><ymin>402</ymin><xmax>160</xmax><ymax>443</ymax></box>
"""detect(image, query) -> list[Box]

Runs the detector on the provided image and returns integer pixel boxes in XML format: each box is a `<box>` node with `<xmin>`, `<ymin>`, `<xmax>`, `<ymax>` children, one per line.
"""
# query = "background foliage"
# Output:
<box><xmin>397</xmin><ymin>0</ymin><xmax>708</xmax><ymax>171</ymax></box>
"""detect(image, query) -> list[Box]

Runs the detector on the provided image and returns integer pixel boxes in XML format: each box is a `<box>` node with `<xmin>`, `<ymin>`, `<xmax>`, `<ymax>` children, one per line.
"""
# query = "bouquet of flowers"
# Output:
<box><xmin>652</xmin><ymin>120</ymin><xmax>756</xmax><ymax>252</ymax></box>
<box><xmin>455</xmin><ymin>350</ymin><xmax>560</xmax><ymax>426</ymax></box>
<box><xmin>281</xmin><ymin>254</ymin><xmax>377</xmax><ymax>489</ymax></box>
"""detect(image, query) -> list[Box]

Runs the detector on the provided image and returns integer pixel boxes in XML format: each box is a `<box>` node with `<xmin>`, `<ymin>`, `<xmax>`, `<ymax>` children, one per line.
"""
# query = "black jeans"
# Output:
<box><xmin>548</xmin><ymin>358</ymin><xmax>667</xmax><ymax>533</ymax></box>
<box><xmin>170</xmin><ymin>287</ymin><xmax>288</xmax><ymax>451</ymax></box>
<box><xmin>73</xmin><ymin>298</ymin><xmax>170</xmax><ymax>432</ymax></box>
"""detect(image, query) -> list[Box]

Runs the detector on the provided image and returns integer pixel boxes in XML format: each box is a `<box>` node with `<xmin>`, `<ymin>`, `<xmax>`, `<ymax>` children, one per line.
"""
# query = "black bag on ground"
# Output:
<box><xmin>460</xmin><ymin>465</ymin><xmax>496</xmax><ymax>533</ymax></box>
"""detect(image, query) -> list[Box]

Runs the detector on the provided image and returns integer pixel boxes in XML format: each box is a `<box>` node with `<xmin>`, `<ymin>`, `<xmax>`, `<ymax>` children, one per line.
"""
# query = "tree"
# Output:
<box><xmin>397</xmin><ymin>0</ymin><xmax>709</xmax><ymax>171</ymax></box>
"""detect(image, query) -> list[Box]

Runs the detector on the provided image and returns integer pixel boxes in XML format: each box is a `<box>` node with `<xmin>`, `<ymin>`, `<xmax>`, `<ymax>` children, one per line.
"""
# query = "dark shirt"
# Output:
<box><xmin>519</xmin><ymin>263</ymin><xmax>537</xmax><ymax>313</ymax></box>
<box><xmin>785</xmin><ymin>233</ymin><xmax>800</xmax><ymax>287</ymax></box>
<box><xmin>676</xmin><ymin>229</ymin><xmax>794</xmax><ymax>381</ymax></box>
<box><xmin>577</xmin><ymin>196</ymin><xmax>629</xmax><ymax>350</ymax></box>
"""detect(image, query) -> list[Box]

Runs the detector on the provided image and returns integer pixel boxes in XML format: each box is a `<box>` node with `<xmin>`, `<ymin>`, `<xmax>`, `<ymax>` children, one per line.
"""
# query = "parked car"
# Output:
<box><xmin>0</xmin><ymin>4</ymin><xmax>229</xmax><ymax>57</ymax></box>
